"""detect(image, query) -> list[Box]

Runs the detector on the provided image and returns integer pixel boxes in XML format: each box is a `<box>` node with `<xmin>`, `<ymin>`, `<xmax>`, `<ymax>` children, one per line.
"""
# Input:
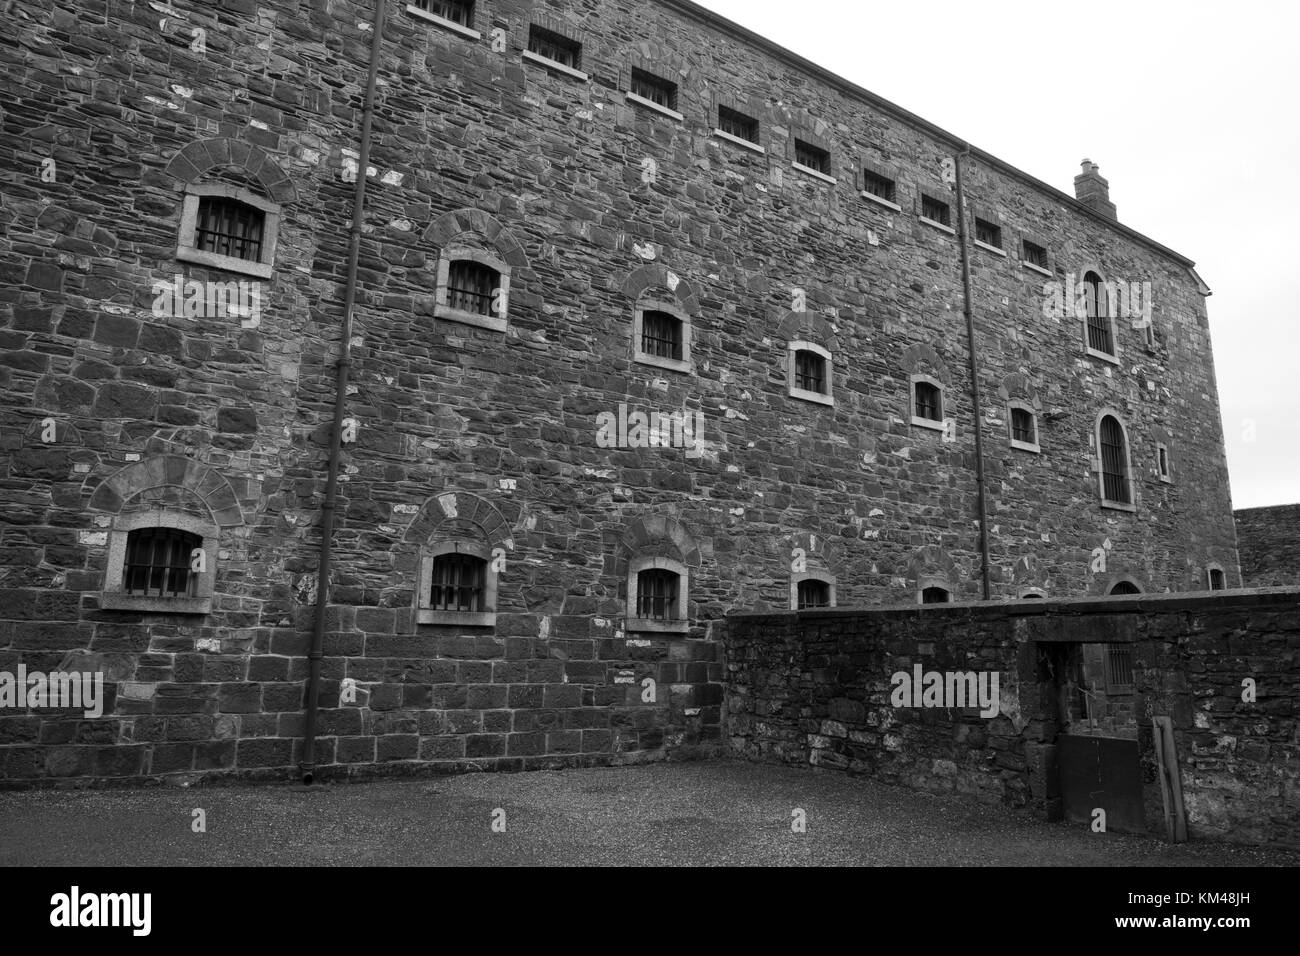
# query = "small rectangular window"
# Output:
<box><xmin>195</xmin><ymin>196</ymin><xmax>265</xmax><ymax>262</ymax></box>
<box><xmin>1011</xmin><ymin>407</ymin><xmax>1035</xmax><ymax>445</ymax></box>
<box><xmin>637</xmin><ymin>569</ymin><xmax>680</xmax><ymax>620</ymax></box>
<box><xmin>915</xmin><ymin>381</ymin><xmax>942</xmax><ymax>421</ymax></box>
<box><xmin>718</xmin><ymin>105</ymin><xmax>759</xmax><ymax>144</ymax></box>
<box><xmin>412</xmin><ymin>0</ymin><xmax>474</xmax><ymax>26</ymax></box>
<box><xmin>975</xmin><ymin>218</ymin><xmax>1001</xmax><ymax>248</ymax></box>
<box><xmin>921</xmin><ymin>194</ymin><xmax>950</xmax><ymax>226</ymax></box>
<box><xmin>796</xmin><ymin>579</ymin><xmax>831</xmax><ymax>610</ymax></box>
<box><xmin>1022</xmin><ymin>239</ymin><xmax>1048</xmax><ymax>269</ymax></box>
<box><xmin>862</xmin><ymin>169</ymin><xmax>896</xmax><ymax>204</ymax></box>
<box><xmin>1208</xmin><ymin>568</ymin><xmax>1225</xmax><ymax>590</ymax></box>
<box><xmin>630</xmin><ymin>68</ymin><xmax>677</xmax><ymax>111</ymax></box>
<box><xmin>1105</xmin><ymin>645</ymin><xmax>1134</xmax><ymax>690</ymax></box>
<box><xmin>446</xmin><ymin>260</ymin><xmax>499</xmax><ymax>317</ymax></box>
<box><xmin>921</xmin><ymin>586</ymin><xmax>950</xmax><ymax>604</ymax></box>
<box><xmin>794</xmin><ymin>140</ymin><xmax>830</xmax><ymax>175</ymax></box>
<box><xmin>124</xmin><ymin>528</ymin><xmax>201</xmax><ymax>598</ymax></box>
<box><xmin>641</xmin><ymin>310</ymin><xmax>683</xmax><ymax>362</ymax></box>
<box><xmin>528</xmin><ymin>24</ymin><xmax>581</xmax><ymax>70</ymax></box>
<box><xmin>794</xmin><ymin>350</ymin><xmax>826</xmax><ymax>394</ymax></box>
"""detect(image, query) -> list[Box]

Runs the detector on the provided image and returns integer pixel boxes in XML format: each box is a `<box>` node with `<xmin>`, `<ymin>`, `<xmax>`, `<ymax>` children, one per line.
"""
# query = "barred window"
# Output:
<box><xmin>430</xmin><ymin>552</ymin><xmax>486</xmax><ymax>612</ymax></box>
<box><xmin>641</xmin><ymin>310</ymin><xmax>683</xmax><ymax>361</ymax></box>
<box><xmin>1109</xmin><ymin>580</ymin><xmax>1141</xmax><ymax>595</ymax></box>
<box><xmin>412</xmin><ymin>0</ymin><xmax>473</xmax><ymax>25</ymax></box>
<box><xmin>718</xmin><ymin>105</ymin><xmax>759</xmax><ymax>144</ymax></box>
<box><xmin>975</xmin><ymin>218</ymin><xmax>1001</xmax><ymax>248</ymax></box>
<box><xmin>194</xmin><ymin>196</ymin><xmax>264</xmax><ymax>262</ymax></box>
<box><xmin>921</xmin><ymin>586</ymin><xmax>950</xmax><ymax>604</ymax></box>
<box><xmin>794</xmin><ymin>140</ymin><xmax>830</xmax><ymax>175</ymax></box>
<box><xmin>1022</xmin><ymin>240</ymin><xmax>1048</xmax><ymax>269</ymax></box>
<box><xmin>637</xmin><ymin>569</ymin><xmax>680</xmax><ymax>620</ymax></box>
<box><xmin>446</xmin><ymin>259</ymin><xmax>499</xmax><ymax>317</ymax></box>
<box><xmin>1105</xmin><ymin>645</ymin><xmax>1134</xmax><ymax>689</ymax></box>
<box><xmin>1084</xmin><ymin>271</ymin><xmax>1115</xmax><ymax>354</ymax></box>
<box><xmin>124</xmin><ymin>527</ymin><xmax>201</xmax><ymax>599</ymax></box>
<box><xmin>794</xmin><ymin>349</ymin><xmax>827</xmax><ymax>394</ymax></box>
<box><xmin>862</xmin><ymin>170</ymin><xmax>896</xmax><ymax>203</ymax></box>
<box><xmin>1099</xmin><ymin>414</ymin><xmax>1130</xmax><ymax>504</ymax></box>
<box><xmin>528</xmin><ymin>24</ymin><xmax>581</xmax><ymax>70</ymax></box>
<box><xmin>796</xmin><ymin>578</ymin><xmax>831</xmax><ymax>610</ymax></box>
<box><xmin>631</xmin><ymin>68</ymin><xmax>677</xmax><ymax>110</ymax></box>
<box><xmin>915</xmin><ymin>381</ymin><xmax>942</xmax><ymax>421</ymax></box>
<box><xmin>1011</xmin><ymin>407</ymin><xmax>1036</xmax><ymax>444</ymax></box>
<box><xmin>921</xmin><ymin>194</ymin><xmax>950</xmax><ymax>226</ymax></box>
<box><xmin>1209</xmin><ymin>568</ymin><xmax>1226</xmax><ymax>590</ymax></box>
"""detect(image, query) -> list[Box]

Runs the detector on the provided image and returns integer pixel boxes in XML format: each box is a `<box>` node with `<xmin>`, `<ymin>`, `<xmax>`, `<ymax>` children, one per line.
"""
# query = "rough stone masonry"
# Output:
<box><xmin>0</xmin><ymin>0</ymin><xmax>1239</xmax><ymax>785</ymax></box>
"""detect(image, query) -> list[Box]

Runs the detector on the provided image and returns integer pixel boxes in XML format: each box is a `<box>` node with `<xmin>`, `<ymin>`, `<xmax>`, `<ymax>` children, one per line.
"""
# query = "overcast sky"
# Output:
<box><xmin>695</xmin><ymin>0</ymin><xmax>1299</xmax><ymax>509</ymax></box>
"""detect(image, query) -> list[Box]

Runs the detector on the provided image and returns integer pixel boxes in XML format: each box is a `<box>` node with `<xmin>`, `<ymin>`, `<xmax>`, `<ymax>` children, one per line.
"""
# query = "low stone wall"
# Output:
<box><xmin>721</xmin><ymin>589</ymin><xmax>1300</xmax><ymax>849</ymax></box>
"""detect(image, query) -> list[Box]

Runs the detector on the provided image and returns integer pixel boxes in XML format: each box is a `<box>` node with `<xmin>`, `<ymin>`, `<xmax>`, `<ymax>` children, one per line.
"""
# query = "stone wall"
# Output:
<box><xmin>722</xmin><ymin>590</ymin><xmax>1300</xmax><ymax>849</ymax></box>
<box><xmin>0</xmin><ymin>0</ymin><xmax>1237</xmax><ymax>784</ymax></box>
<box><xmin>1235</xmin><ymin>505</ymin><xmax>1300</xmax><ymax>587</ymax></box>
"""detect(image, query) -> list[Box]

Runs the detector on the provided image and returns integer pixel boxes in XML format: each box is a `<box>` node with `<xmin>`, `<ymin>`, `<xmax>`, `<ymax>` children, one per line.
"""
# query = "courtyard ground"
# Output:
<box><xmin>0</xmin><ymin>760</ymin><xmax>1291</xmax><ymax>867</ymax></box>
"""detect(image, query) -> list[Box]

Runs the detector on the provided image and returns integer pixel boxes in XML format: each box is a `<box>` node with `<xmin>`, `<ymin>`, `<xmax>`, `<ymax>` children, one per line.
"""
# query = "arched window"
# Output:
<box><xmin>1109</xmin><ymin>580</ymin><xmax>1141</xmax><ymax>595</ymax></box>
<box><xmin>1099</xmin><ymin>414</ymin><xmax>1132</xmax><ymax>506</ymax></box>
<box><xmin>1083</xmin><ymin>270</ymin><xmax>1115</xmax><ymax>357</ymax></box>
<box><xmin>1207</xmin><ymin>566</ymin><xmax>1226</xmax><ymax>591</ymax></box>
<box><xmin>920</xmin><ymin>586</ymin><xmax>951</xmax><ymax>604</ymax></box>
<box><xmin>123</xmin><ymin>527</ymin><xmax>201</xmax><ymax>598</ymax></box>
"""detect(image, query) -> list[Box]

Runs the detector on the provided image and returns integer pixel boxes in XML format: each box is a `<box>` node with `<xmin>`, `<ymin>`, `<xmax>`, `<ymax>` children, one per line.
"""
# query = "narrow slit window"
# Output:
<box><xmin>194</xmin><ymin>196</ymin><xmax>265</xmax><ymax>262</ymax></box>
<box><xmin>1099</xmin><ymin>415</ymin><xmax>1130</xmax><ymax>504</ymax></box>
<box><xmin>640</xmin><ymin>310</ymin><xmax>683</xmax><ymax>361</ymax></box>
<box><xmin>528</xmin><ymin>24</ymin><xmax>581</xmax><ymax>70</ymax></box>
<box><xmin>794</xmin><ymin>140</ymin><xmax>830</xmax><ymax>175</ymax></box>
<box><xmin>413</xmin><ymin>0</ymin><xmax>474</xmax><ymax>25</ymax></box>
<box><xmin>718</xmin><ymin>105</ymin><xmax>759</xmax><ymax>144</ymax></box>
<box><xmin>862</xmin><ymin>170</ymin><xmax>896</xmax><ymax>203</ymax></box>
<box><xmin>794</xmin><ymin>349</ymin><xmax>827</xmax><ymax>394</ymax></box>
<box><xmin>915</xmin><ymin>381</ymin><xmax>942</xmax><ymax>422</ymax></box>
<box><xmin>1022</xmin><ymin>240</ymin><xmax>1048</xmax><ymax>269</ymax></box>
<box><xmin>921</xmin><ymin>194</ymin><xmax>951</xmax><ymax>226</ymax></box>
<box><xmin>796</xmin><ymin>579</ymin><xmax>831</xmax><ymax>610</ymax></box>
<box><xmin>1158</xmin><ymin>445</ymin><xmax>1170</xmax><ymax>480</ymax></box>
<box><xmin>446</xmin><ymin>260</ymin><xmax>500</xmax><ymax>317</ymax></box>
<box><xmin>124</xmin><ymin>528</ymin><xmax>201</xmax><ymax>599</ymax></box>
<box><xmin>1011</xmin><ymin>407</ymin><xmax>1036</xmax><ymax>444</ymax></box>
<box><xmin>430</xmin><ymin>552</ymin><xmax>487</xmax><ymax>612</ymax></box>
<box><xmin>975</xmin><ymin>218</ymin><xmax>1001</xmax><ymax>247</ymax></box>
<box><xmin>637</xmin><ymin>569</ymin><xmax>680</xmax><ymax>620</ymax></box>
<box><xmin>630</xmin><ymin>68</ymin><xmax>677</xmax><ymax>110</ymax></box>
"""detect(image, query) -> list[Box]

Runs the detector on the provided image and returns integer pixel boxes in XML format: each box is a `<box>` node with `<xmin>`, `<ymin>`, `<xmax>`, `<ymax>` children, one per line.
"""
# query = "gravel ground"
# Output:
<box><xmin>0</xmin><ymin>760</ymin><xmax>1292</xmax><ymax>867</ymax></box>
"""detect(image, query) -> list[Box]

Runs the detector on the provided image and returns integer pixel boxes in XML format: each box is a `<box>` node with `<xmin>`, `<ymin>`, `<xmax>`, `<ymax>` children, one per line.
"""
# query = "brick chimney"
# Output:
<box><xmin>1074</xmin><ymin>159</ymin><xmax>1117</xmax><ymax>220</ymax></box>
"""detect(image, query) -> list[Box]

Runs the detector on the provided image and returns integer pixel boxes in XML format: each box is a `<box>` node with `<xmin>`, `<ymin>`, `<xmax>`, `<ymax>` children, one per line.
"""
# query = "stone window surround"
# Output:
<box><xmin>711</xmin><ymin>94</ymin><xmax>765</xmax><ymax>154</ymax></box>
<box><xmin>909</xmin><ymin>373</ymin><xmax>947</xmax><ymax>432</ymax></box>
<box><xmin>626</xmin><ymin>555</ymin><xmax>690</xmax><ymax>634</ymax></box>
<box><xmin>176</xmin><ymin>182</ymin><xmax>280</xmax><ymax>280</ymax></box>
<box><xmin>1018</xmin><ymin>233</ymin><xmax>1054</xmax><ymax>277</ymax></box>
<box><xmin>633</xmin><ymin>298</ymin><xmax>693</xmax><ymax>374</ymax></box>
<box><xmin>788</xmin><ymin>128</ymin><xmax>836</xmax><ymax>185</ymax></box>
<box><xmin>915</xmin><ymin>574</ymin><xmax>952</xmax><ymax>604</ymax></box>
<box><xmin>1106</xmin><ymin>575</ymin><xmax>1145</xmax><ymax>595</ymax></box>
<box><xmin>1205</xmin><ymin>562</ymin><xmax>1226</xmax><ymax>590</ymax></box>
<box><xmin>1079</xmin><ymin>265</ymin><xmax>1122</xmax><ymax>365</ymax></box>
<box><xmin>1017</xmin><ymin>587</ymin><xmax>1049</xmax><ymax>599</ymax></box>
<box><xmin>970</xmin><ymin>204</ymin><xmax>1006</xmax><ymax>256</ymax></box>
<box><xmin>859</xmin><ymin>158</ymin><xmax>902</xmax><ymax>212</ymax></box>
<box><xmin>417</xmin><ymin>540</ymin><xmax>498</xmax><ymax>627</ymax></box>
<box><xmin>623</xmin><ymin>63</ymin><xmax>685</xmax><ymax>122</ymax></box>
<box><xmin>790</xmin><ymin>571</ymin><xmax>837</xmax><ymax>610</ymax></box>
<box><xmin>1095</xmin><ymin>409</ymin><xmax>1137</xmax><ymax>513</ymax></box>
<box><xmin>521</xmin><ymin>20</ymin><xmax>589</xmax><ymax>82</ymax></box>
<box><xmin>1007</xmin><ymin>400</ymin><xmax>1040</xmax><ymax>453</ymax></box>
<box><xmin>1156</xmin><ymin>441</ymin><xmax>1173</xmax><ymax>483</ymax></box>
<box><xmin>435</xmin><ymin>246</ymin><xmax>511</xmax><ymax>332</ymax></box>
<box><xmin>787</xmin><ymin>340</ymin><xmax>834</xmax><ymax>406</ymax></box>
<box><xmin>403</xmin><ymin>2</ymin><xmax>482</xmax><ymax>40</ymax></box>
<box><xmin>101</xmin><ymin>510</ymin><xmax>217</xmax><ymax>615</ymax></box>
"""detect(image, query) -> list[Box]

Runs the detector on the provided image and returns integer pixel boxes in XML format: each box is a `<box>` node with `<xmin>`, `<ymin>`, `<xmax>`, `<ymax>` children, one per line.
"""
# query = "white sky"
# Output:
<box><xmin>694</xmin><ymin>0</ymin><xmax>1300</xmax><ymax>509</ymax></box>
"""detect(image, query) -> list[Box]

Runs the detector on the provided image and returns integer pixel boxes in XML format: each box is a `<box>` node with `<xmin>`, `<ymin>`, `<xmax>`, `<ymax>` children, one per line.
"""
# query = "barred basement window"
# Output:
<box><xmin>975</xmin><ymin>218</ymin><xmax>1001</xmax><ymax>248</ymax></box>
<box><xmin>921</xmin><ymin>586</ymin><xmax>951</xmax><ymax>604</ymax></box>
<box><xmin>1084</xmin><ymin>271</ymin><xmax>1115</xmax><ymax>355</ymax></box>
<box><xmin>195</xmin><ymin>196</ymin><xmax>264</xmax><ymax>262</ymax></box>
<box><xmin>630</xmin><ymin>68</ymin><xmax>677</xmax><ymax>111</ymax></box>
<box><xmin>718</xmin><ymin>105</ymin><xmax>759</xmax><ymax>144</ymax></box>
<box><xmin>794</xmin><ymin>140</ymin><xmax>830</xmax><ymax>175</ymax></box>
<box><xmin>446</xmin><ymin>259</ymin><xmax>499</xmax><ymax>317</ymax></box>
<box><xmin>1022</xmin><ymin>239</ymin><xmax>1048</xmax><ymax>270</ymax></box>
<box><xmin>862</xmin><ymin>169</ymin><xmax>896</xmax><ymax>204</ymax></box>
<box><xmin>1109</xmin><ymin>580</ymin><xmax>1141</xmax><ymax>595</ymax></box>
<box><xmin>915</xmin><ymin>381</ymin><xmax>942</xmax><ymax>421</ymax></box>
<box><xmin>429</xmin><ymin>552</ymin><xmax>487</xmax><ymax>612</ymax></box>
<box><xmin>124</xmin><ymin>527</ymin><xmax>201</xmax><ymax>599</ymax></box>
<box><xmin>528</xmin><ymin>24</ymin><xmax>581</xmax><ymax>70</ymax></box>
<box><xmin>1011</xmin><ymin>407</ymin><xmax>1036</xmax><ymax>445</ymax></box>
<box><xmin>637</xmin><ymin>569</ymin><xmax>680</xmax><ymax>620</ymax></box>
<box><xmin>1105</xmin><ymin>645</ymin><xmax>1134</xmax><ymax>691</ymax></box>
<box><xmin>412</xmin><ymin>0</ymin><xmax>473</xmax><ymax>25</ymax></box>
<box><xmin>794</xmin><ymin>349</ymin><xmax>826</xmax><ymax>394</ymax></box>
<box><xmin>1208</xmin><ymin>567</ymin><xmax>1226</xmax><ymax>590</ymax></box>
<box><xmin>1099</xmin><ymin>414</ymin><xmax>1131</xmax><ymax>505</ymax></box>
<box><xmin>641</xmin><ymin>310</ymin><xmax>683</xmax><ymax>362</ymax></box>
<box><xmin>921</xmin><ymin>194</ymin><xmax>951</xmax><ymax>226</ymax></box>
<box><xmin>796</xmin><ymin>578</ymin><xmax>831</xmax><ymax>610</ymax></box>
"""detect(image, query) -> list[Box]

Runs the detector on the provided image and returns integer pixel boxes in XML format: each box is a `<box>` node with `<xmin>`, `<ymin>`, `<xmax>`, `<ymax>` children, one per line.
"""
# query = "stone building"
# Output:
<box><xmin>0</xmin><ymin>0</ymin><xmax>1238</xmax><ymax>784</ymax></box>
<box><xmin>1235</xmin><ymin>505</ymin><xmax>1300</xmax><ymax>587</ymax></box>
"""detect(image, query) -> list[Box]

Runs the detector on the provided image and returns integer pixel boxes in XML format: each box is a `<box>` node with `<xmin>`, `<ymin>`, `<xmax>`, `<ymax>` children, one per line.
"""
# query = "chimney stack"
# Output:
<box><xmin>1074</xmin><ymin>159</ymin><xmax>1117</xmax><ymax>221</ymax></box>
